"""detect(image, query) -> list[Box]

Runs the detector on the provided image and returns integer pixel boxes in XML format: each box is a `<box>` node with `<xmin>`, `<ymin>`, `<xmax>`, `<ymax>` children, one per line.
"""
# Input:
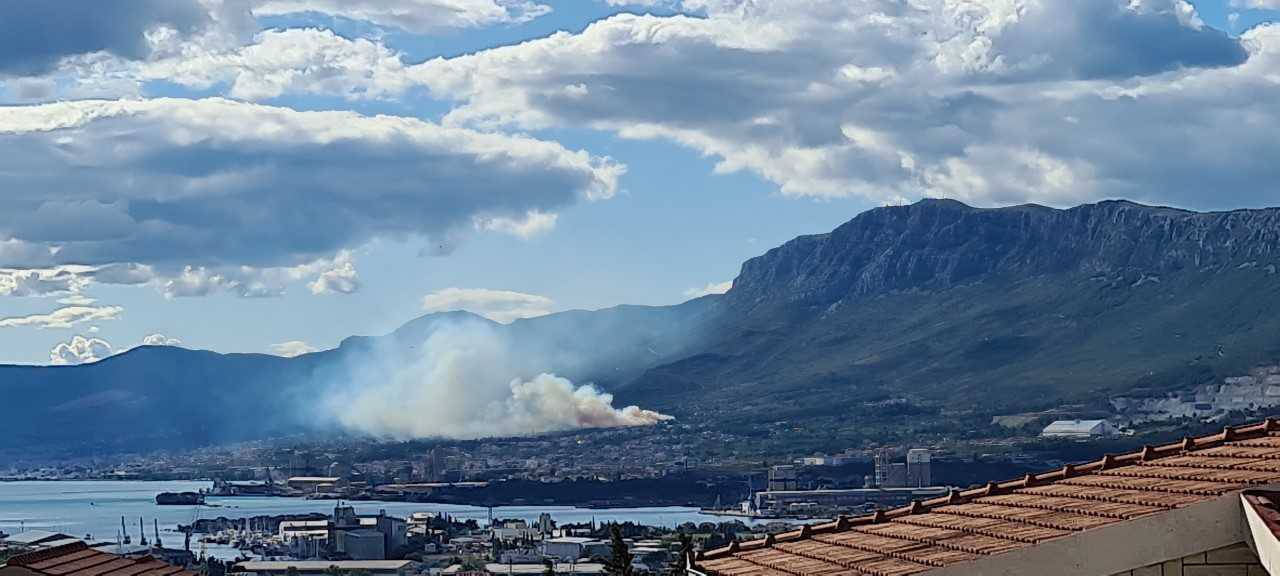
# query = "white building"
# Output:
<box><xmin>542</xmin><ymin>536</ymin><xmax>598</xmax><ymax>560</ymax></box>
<box><xmin>1040</xmin><ymin>419</ymin><xmax>1118</xmax><ymax>438</ymax></box>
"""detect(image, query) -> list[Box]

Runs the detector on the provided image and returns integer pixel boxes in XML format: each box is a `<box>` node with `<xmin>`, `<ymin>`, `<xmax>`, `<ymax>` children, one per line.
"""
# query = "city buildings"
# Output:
<box><xmin>691</xmin><ymin>418</ymin><xmax>1280</xmax><ymax>576</ymax></box>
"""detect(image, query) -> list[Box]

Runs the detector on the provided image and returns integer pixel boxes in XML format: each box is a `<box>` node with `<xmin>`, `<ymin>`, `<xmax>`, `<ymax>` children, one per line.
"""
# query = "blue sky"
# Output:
<box><xmin>0</xmin><ymin>0</ymin><xmax>1278</xmax><ymax>364</ymax></box>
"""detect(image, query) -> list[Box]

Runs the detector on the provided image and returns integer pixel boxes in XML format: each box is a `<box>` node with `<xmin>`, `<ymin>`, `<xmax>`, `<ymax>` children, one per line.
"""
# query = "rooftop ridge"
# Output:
<box><xmin>696</xmin><ymin>418</ymin><xmax>1280</xmax><ymax>564</ymax></box>
<box><xmin>6</xmin><ymin>542</ymin><xmax>90</xmax><ymax>566</ymax></box>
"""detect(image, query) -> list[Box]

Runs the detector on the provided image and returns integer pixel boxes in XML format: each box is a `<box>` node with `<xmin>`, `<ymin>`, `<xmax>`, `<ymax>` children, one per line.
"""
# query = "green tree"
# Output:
<box><xmin>604</xmin><ymin>525</ymin><xmax>634</xmax><ymax>576</ymax></box>
<box><xmin>543</xmin><ymin>559</ymin><xmax>557</xmax><ymax>576</ymax></box>
<box><xmin>286</xmin><ymin>567</ymin><xmax>300</xmax><ymax>576</ymax></box>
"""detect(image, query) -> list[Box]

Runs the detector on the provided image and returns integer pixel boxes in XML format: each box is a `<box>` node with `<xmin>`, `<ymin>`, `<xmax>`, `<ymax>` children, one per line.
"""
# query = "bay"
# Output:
<box><xmin>0</xmin><ymin>481</ymin><xmax>751</xmax><ymax>560</ymax></box>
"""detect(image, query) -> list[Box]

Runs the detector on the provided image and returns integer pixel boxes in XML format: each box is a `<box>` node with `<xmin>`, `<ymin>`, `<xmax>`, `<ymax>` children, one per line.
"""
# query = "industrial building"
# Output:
<box><xmin>1041</xmin><ymin>419</ymin><xmax>1119</xmax><ymax>438</ymax></box>
<box><xmin>766</xmin><ymin>465</ymin><xmax>798</xmax><ymax>492</ymax></box>
<box><xmin>542</xmin><ymin>537</ymin><xmax>598</xmax><ymax>560</ymax></box>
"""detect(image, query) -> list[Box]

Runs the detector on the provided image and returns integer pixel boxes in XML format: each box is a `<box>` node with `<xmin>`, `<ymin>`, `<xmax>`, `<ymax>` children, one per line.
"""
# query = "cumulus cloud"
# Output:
<box><xmin>252</xmin><ymin>0</ymin><xmax>552</xmax><ymax>33</ymax></box>
<box><xmin>0</xmin><ymin>0</ymin><xmax>550</xmax><ymax>82</ymax></box>
<box><xmin>141</xmin><ymin>333</ymin><xmax>182</xmax><ymax>346</ymax></box>
<box><xmin>0</xmin><ymin>1</ymin><xmax>210</xmax><ymax>76</ymax></box>
<box><xmin>0</xmin><ymin>268</ymin><xmax>88</xmax><ymax>297</ymax></box>
<box><xmin>334</xmin><ymin>321</ymin><xmax>671</xmax><ymax>439</ymax></box>
<box><xmin>49</xmin><ymin>335</ymin><xmax>114</xmax><ymax>366</ymax></box>
<box><xmin>684</xmin><ymin>280</ymin><xmax>732</xmax><ymax>299</ymax></box>
<box><xmin>422</xmin><ymin>287</ymin><xmax>555</xmax><ymax>323</ymax></box>
<box><xmin>0</xmin><ymin>305</ymin><xmax>124</xmax><ymax>329</ymax></box>
<box><xmin>307</xmin><ymin>251</ymin><xmax>360</xmax><ymax>295</ymax></box>
<box><xmin>270</xmin><ymin>340</ymin><xmax>319</xmax><ymax>357</ymax></box>
<box><xmin>117</xmin><ymin>0</ymin><xmax>1273</xmax><ymax>210</ymax></box>
<box><xmin>393</xmin><ymin>0</ymin><xmax>1269</xmax><ymax>209</ymax></box>
<box><xmin>0</xmin><ymin>98</ymin><xmax>621</xmax><ymax>275</ymax></box>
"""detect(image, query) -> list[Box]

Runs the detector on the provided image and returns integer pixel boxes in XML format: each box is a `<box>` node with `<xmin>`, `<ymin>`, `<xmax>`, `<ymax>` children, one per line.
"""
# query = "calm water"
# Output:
<box><xmin>0</xmin><ymin>480</ymin><xmax>748</xmax><ymax>558</ymax></box>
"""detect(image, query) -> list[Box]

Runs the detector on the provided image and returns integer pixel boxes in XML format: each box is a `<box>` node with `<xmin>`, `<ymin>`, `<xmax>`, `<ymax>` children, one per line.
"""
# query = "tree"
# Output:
<box><xmin>543</xmin><ymin>559</ymin><xmax>558</xmax><ymax>576</ymax></box>
<box><xmin>666</xmin><ymin>533</ymin><xmax>694</xmax><ymax>576</ymax></box>
<box><xmin>286</xmin><ymin>567</ymin><xmax>300</xmax><ymax>576</ymax></box>
<box><xmin>604</xmin><ymin>525</ymin><xmax>634</xmax><ymax>576</ymax></box>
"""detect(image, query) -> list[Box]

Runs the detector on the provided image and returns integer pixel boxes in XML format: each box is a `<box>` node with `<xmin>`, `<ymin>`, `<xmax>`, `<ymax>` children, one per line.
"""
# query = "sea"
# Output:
<box><xmin>0</xmin><ymin>481</ymin><xmax>752</xmax><ymax>560</ymax></box>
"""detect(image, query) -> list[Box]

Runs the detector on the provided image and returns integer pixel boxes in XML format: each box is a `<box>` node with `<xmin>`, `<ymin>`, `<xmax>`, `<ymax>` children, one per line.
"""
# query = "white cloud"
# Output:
<box><xmin>269</xmin><ymin>340</ymin><xmax>319</xmax><ymax>357</ymax></box>
<box><xmin>141</xmin><ymin>333</ymin><xmax>182</xmax><ymax>346</ymax></box>
<box><xmin>0</xmin><ymin>305</ymin><xmax>123</xmax><ymax>329</ymax></box>
<box><xmin>422</xmin><ymin>287</ymin><xmax>554</xmax><ymax>323</ymax></box>
<box><xmin>684</xmin><ymin>280</ymin><xmax>732</xmax><ymax>298</ymax></box>
<box><xmin>251</xmin><ymin>0</ymin><xmax>552</xmax><ymax>33</ymax></box>
<box><xmin>57</xmin><ymin>294</ymin><xmax>98</xmax><ymax>306</ymax></box>
<box><xmin>1232</xmin><ymin>1</ymin><xmax>1280</xmax><ymax>8</ymax></box>
<box><xmin>394</xmin><ymin>0</ymin><xmax>1268</xmax><ymax>209</ymax></box>
<box><xmin>307</xmin><ymin>251</ymin><xmax>360</xmax><ymax>295</ymax></box>
<box><xmin>0</xmin><ymin>268</ymin><xmax>88</xmax><ymax>297</ymax></box>
<box><xmin>49</xmin><ymin>335</ymin><xmax>114</xmax><ymax>365</ymax></box>
<box><xmin>119</xmin><ymin>0</ymin><xmax>1267</xmax><ymax>209</ymax></box>
<box><xmin>0</xmin><ymin>98</ymin><xmax>622</xmax><ymax>276</ymax></box>
<box><xmin>473</xmin><ymin>210</ymin><xmax>559</xmax><ymax>239</ymax></box>
<box><xmin>139</xmin><ymin>28</ymin><xmax>415</xmax><ymax>101</ymax></box>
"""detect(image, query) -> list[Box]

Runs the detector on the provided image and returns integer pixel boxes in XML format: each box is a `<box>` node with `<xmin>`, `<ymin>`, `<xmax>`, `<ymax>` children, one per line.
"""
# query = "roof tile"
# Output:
<box><xmin>695</xmin><ymin>418</ymin><xmax>1280</xmax><ymax>576</ymax></box>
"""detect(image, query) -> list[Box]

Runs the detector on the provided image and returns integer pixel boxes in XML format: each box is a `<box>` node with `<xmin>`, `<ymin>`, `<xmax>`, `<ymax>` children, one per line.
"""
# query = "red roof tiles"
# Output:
<box><xmin>3</xmin><ymin>543</ymin><xmax>194</xmax><ymax>576</ymax></box>
<box><xmin>695</xmin><ymin>418</ymin><xmax>1280</xmax><ymax>576</ymax></box>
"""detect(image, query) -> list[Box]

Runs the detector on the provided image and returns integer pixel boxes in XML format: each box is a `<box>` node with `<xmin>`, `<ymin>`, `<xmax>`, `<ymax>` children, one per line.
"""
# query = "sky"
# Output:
<box><xmin>0</xmin><ymin>0</ymin><xmax>1278</xmax><ymax>365</ymax></box>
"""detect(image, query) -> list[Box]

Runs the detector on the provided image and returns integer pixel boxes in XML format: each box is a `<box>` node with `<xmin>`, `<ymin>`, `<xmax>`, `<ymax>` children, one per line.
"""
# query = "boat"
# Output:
<box><xmin>156</xmin><ymin>492</ymin><xmax>206</xmax><ymax>505</ymax></box>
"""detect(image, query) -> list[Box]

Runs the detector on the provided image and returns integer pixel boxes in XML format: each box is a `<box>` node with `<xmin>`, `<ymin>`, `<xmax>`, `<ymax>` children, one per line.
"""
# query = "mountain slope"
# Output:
<box><xmin>5</xmin><ymin>199</ymin><xmax>1280</xmax><ymax>456</ymax></box>
<box><xmin>621</xmin><ymin>200</ymin><xmax>1280</xmax><ymax>438</ymax></box>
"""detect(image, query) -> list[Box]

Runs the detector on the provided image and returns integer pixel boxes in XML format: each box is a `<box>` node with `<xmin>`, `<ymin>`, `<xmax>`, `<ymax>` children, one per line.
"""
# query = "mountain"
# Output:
<box><xmin>4</xmin><ymin>199</ymin><xmax>1280</xmax><ymax>456</ymax></box>
<box><xmin>621</xmin><ymin>199</ymin><xmax>1280</xmax><ymax>441</ymax></box>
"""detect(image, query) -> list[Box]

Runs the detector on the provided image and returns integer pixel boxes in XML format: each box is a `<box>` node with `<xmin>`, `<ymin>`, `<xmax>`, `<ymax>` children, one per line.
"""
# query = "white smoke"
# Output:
<box><xmin>332</xmin><ymin>320</ymin><xmax>672</xmax><ymax>439</ymax></box>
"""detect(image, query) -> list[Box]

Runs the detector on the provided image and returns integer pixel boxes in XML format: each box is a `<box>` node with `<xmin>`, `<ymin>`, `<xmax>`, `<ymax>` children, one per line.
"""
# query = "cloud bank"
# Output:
<box><xmin>0</xmin><ymin>98</ymin><xmax>621</xmax><ymax>274</ymax></box>
<box><xmin>107</xmin><ymin>0</ymin><xmax>1280</xmax><ymax>211</ymax></box>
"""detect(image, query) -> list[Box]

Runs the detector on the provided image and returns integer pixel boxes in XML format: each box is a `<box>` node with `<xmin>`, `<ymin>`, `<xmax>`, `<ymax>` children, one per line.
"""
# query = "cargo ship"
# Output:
<box><xmin>155</xmin><ymin>491</ymin><xmax>206</xmax><ymax>505</ymax></box>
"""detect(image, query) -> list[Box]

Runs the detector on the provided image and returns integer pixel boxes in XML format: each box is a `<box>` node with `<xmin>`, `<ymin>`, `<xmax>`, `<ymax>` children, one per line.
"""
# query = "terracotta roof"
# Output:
<box><xmin>3</xmin><ymin>542</ymin><xmax>195</xmax><ymax>576</ymax></box>
<box><xmin>695</xmin><ymin>418</ymin><xmax>1280</xmax><ymax>576</ymax></box>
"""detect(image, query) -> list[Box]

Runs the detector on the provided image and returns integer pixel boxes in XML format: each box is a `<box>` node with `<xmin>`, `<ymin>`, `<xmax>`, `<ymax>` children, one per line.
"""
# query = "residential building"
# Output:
<box><xmin>690</xmin><ymin>418</ymin><xmax>1280</xmax><ymax>576</ymax></box>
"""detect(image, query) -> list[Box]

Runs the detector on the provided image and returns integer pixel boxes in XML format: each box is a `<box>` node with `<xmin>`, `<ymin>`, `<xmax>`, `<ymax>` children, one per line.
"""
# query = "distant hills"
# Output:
<box><xmin>6</xmin><ymin>199</ymin><xmax>1280</xmax><ymax>457</ymax></box>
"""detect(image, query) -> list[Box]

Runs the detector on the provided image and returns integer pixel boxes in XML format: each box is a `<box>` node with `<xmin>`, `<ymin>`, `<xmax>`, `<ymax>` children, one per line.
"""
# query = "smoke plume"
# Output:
<box><xmin>330</xmin><ymin>320</ymin><xmax>672</xmax><ymax>439</ymax></box>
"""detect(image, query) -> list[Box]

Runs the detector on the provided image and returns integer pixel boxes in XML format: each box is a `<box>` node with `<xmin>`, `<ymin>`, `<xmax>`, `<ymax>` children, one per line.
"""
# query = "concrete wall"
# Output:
<box><xmin>1110</xmin><ymin>543</ymin><xmax>1264</xmax><ymax>576</ymax></box>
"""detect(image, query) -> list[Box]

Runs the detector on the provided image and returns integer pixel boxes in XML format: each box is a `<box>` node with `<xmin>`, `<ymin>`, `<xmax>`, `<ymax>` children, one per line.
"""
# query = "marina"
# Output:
<box><xmin>0</xmin><ymin>481</ymin><xmax>758</xmax><ymax>560</ymax></box>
